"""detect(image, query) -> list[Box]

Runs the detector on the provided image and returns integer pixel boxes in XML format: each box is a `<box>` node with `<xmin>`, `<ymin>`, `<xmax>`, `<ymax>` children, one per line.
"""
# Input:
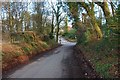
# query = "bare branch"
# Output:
<box><xmin>58</xmin><ymin>16</ymin><xmax>65</xmax><ymax>24</ymax></box>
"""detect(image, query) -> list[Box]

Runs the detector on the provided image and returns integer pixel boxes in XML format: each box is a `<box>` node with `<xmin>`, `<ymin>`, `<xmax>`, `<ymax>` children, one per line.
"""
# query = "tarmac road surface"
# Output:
<box><xmin>6</xmin><ymin>38</ymin><xmax>82</xmax><ymax>78</ymax></box>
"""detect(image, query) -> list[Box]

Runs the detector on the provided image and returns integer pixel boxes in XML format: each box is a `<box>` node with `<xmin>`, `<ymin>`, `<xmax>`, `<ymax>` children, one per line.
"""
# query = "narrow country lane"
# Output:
<box><xmin>5</xmin><ymin>38</ymin><xmax>83</xmax><ymax>78</ymax></box>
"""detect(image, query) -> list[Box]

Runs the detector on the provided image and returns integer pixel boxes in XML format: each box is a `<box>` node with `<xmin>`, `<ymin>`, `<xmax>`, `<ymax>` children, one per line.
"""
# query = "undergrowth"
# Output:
<box><xmin>76</xmin><ymin>26</ymin><xmax>119</xmax><ymax>78</ymax></box>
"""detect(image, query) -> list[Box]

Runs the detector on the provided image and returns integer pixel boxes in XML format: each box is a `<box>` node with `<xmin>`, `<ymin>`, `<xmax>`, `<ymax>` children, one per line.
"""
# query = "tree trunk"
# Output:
<box><xmin>110</xmin><ymin>2</ymin><xmax>115</xmax><ymax>17</ymax></box>
<box><xmin>88</xmin><ymin>13</ymin><xmax>103</xmax><ymax>39</ymax></box>
<box><xmin>56</xmin><ymin>23</ymin><xmax>59</xmax><ymax>43</ymax></box>
<box><xmin>65</xmin><ymin>16</ymin><xmax>68</xmax><ymax>33</ymax></box>
<box><xmin>88</xmin><ymin>3</ymin><xmax>103</xmax><ymax>39</ymax></box>
<box><xmin>102</xmin><ymin>2</ymin><xmax>111</xmax><ymax>24</ymax></box>
<box><xmin>51</xmin><ymin>13</ymin><xmax>54</xmax><ymax>34</ymax></box>
<box><xmin>8</xmin><ymin>3</ymin><xmax>13</xmax><ymax>33</ymax></box>
<box><xmin>78</xmin><ymin>2</ymin><xmax>103</xmax><ymax>39</ymax></box>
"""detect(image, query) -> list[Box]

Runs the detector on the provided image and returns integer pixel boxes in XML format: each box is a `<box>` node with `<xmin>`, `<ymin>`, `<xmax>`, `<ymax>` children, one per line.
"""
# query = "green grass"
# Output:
<box><xmin>95</xmin><ymin>62</ymin><xmax>112</xmax><ymax>78</ymax></box>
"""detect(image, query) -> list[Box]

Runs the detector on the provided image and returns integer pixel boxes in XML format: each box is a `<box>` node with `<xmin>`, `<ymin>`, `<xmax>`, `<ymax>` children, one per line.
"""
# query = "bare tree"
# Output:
<box><xmin>51</xmin><ymin>1</ymin><xmax>65</xmax><ymax>42</ymax></box>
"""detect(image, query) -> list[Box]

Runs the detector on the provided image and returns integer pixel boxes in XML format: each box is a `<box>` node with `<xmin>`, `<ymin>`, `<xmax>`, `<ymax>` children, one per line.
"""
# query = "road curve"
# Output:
<box><xmin>6</xmin><ymin>38</ymin><xmax>82</xmax><ymax>78</ymax></box>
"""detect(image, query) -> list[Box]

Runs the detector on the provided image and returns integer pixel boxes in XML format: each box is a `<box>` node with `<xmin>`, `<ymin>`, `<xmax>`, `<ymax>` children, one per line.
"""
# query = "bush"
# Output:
<box><xmin>63</xmin><ymin>29</ymin><xmax>76</xmax><ymax>39</ymax></box>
